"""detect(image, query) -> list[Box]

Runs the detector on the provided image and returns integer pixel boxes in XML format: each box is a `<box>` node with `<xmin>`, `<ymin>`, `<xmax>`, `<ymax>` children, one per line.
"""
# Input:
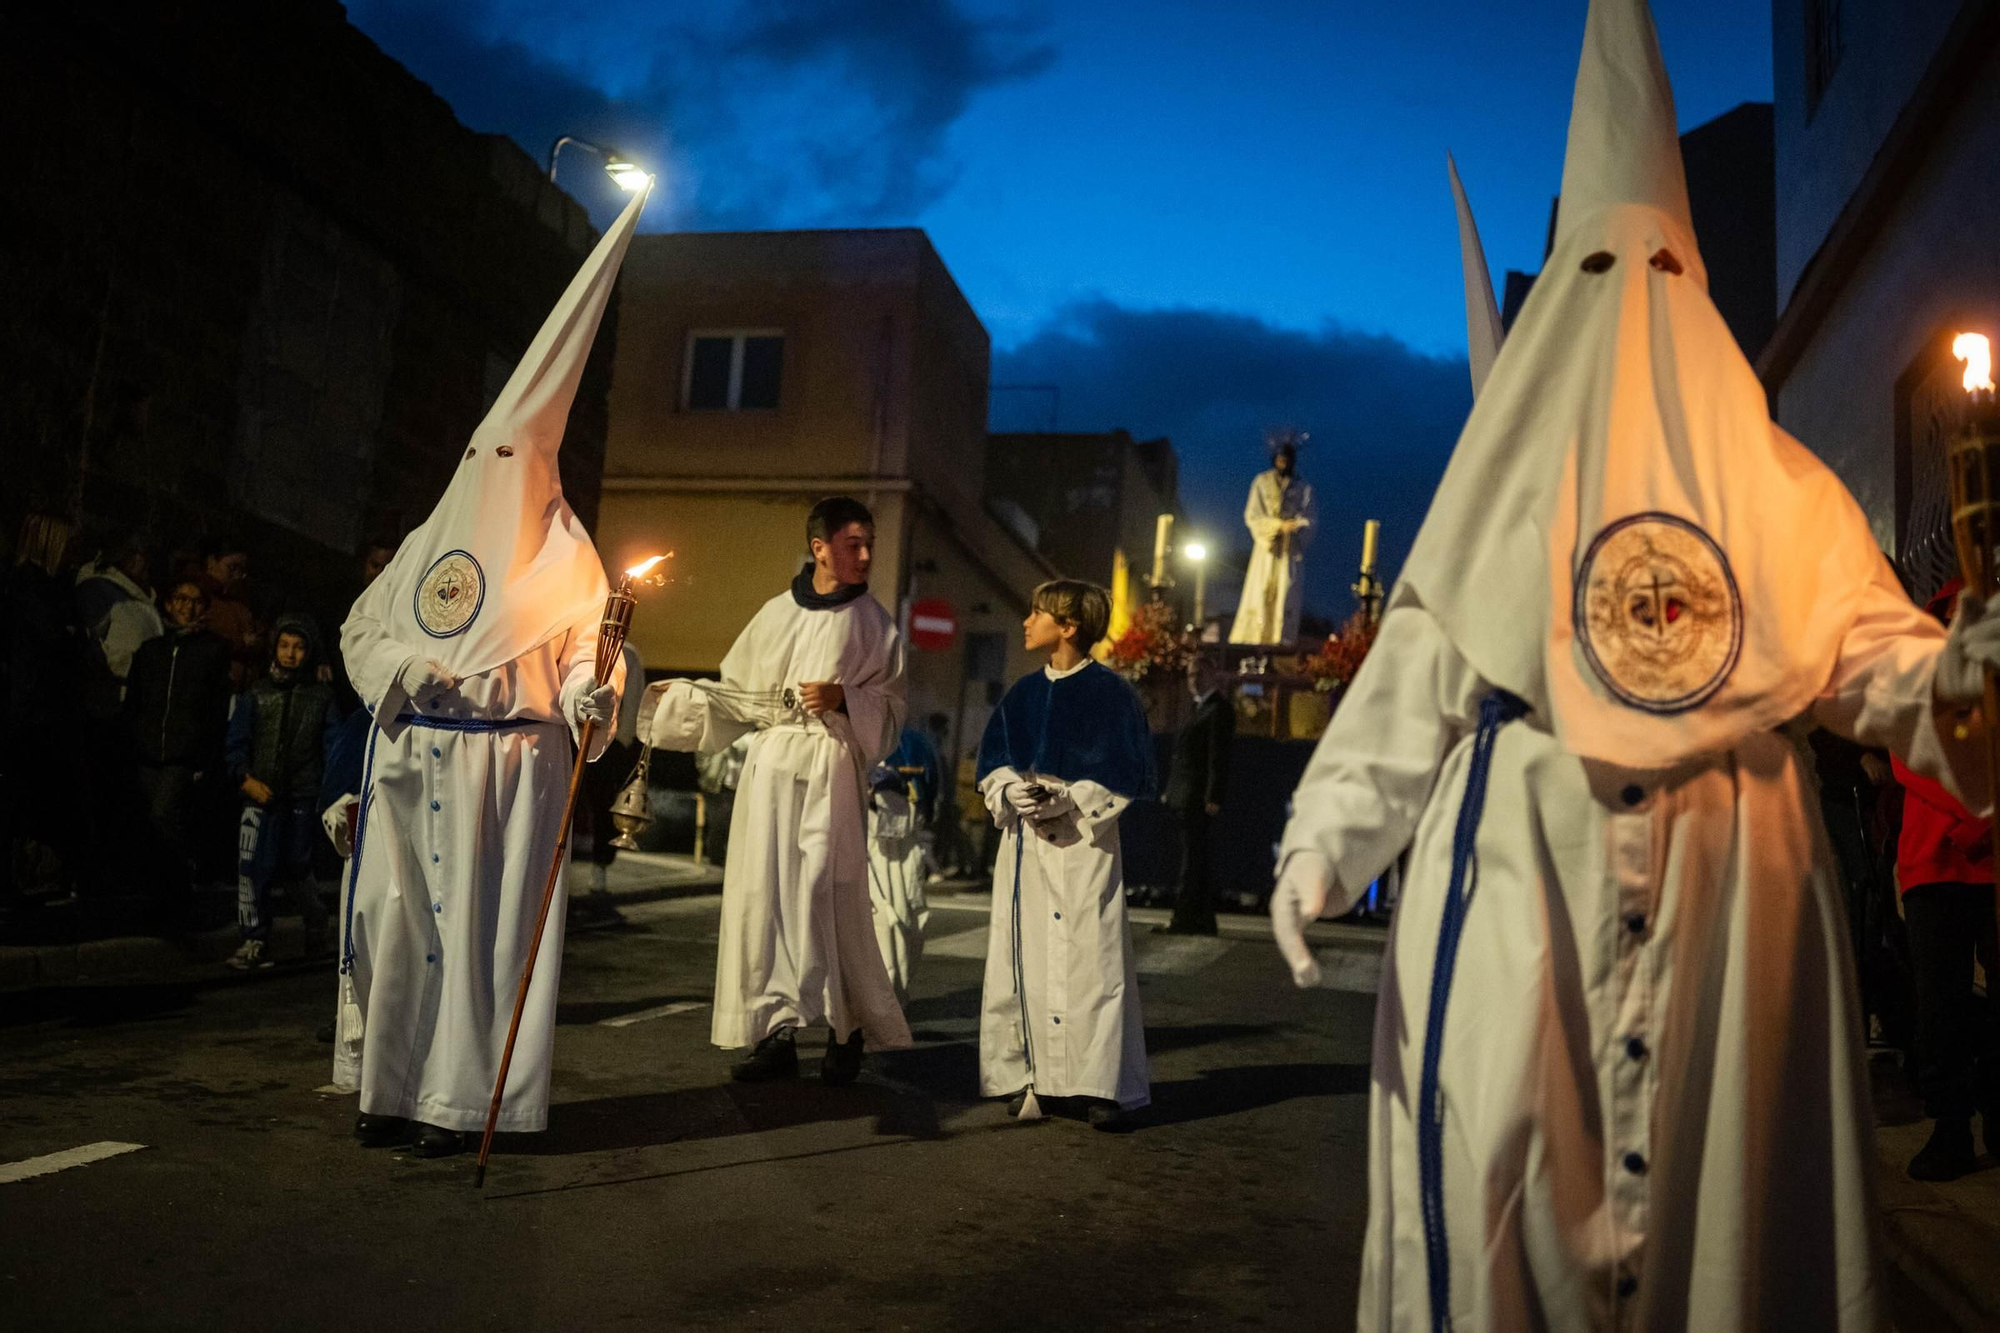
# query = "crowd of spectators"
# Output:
<box><xmin>1</xmin><ymin>510</ymin><xmax>398</xmax><ymax>968</ymax></box>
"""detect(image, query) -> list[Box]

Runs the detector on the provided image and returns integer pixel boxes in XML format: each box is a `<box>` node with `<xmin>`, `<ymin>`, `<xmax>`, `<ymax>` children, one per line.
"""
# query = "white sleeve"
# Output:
<box><xmin>979</xmin><ymin>765</ymin><xmax>1025</xmax><ymax>830</ymax></box>
<box><xmin>1276</xmin><ymin>603</ymin><xmax>1480</xmax><ymax>915</ymax></box>
<box><xmin>1810</xmin><ymin>572</ymin><xmax>1991</xmax><ymax>817</ymax></box>
<box><xmin>1060</xmin><ymin>778</ymin><xmax>1130</xmax><ymax>847</ymax></box>
<box><xmin>647</xmin><ymin>680</ymin><xmax>755</xmax><ymax>755</ymax></box>
<box><xmin>1245</xmin><ymin>478</ymin><xmax>1285</xmax><ymax>544</ymax></box>
<box><xmin>339</xmin><ymin>599</ymin><xmax>423</xmax><ymax>729</ymax></box>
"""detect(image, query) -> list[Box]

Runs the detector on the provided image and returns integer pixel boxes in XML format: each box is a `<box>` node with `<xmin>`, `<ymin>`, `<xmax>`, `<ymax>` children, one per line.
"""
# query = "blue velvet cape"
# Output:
<box><xmin>975</xmin><ymin>660</ymin><xmax>1157</xmax><ymax>801</ymax></box>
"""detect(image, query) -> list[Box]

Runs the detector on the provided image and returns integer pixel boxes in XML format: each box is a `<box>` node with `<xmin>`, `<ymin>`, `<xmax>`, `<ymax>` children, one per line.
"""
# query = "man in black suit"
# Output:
<box><xmin>1162</xmin><ymin>656</ymin><xmax>1234</xmax><ymax>935</ymax></box>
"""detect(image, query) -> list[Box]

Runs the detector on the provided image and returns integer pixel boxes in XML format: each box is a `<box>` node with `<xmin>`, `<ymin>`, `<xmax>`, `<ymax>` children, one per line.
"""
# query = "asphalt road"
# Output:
<box><xmin>0</xmin><ymin>892</ymin><xmax>1377</xmax><ymax>1331</ymax></box>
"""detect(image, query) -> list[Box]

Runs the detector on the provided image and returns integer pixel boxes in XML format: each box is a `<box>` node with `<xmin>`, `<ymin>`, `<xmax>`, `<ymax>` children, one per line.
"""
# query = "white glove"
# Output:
<box><xmin>1270</xmin><ymin>851</ymin><xmax>1335</xmax><ymax>989</ymax></box>
<box><xmin>1006</xmin><ymin>782</ymin><xmax>1047</xmax><ymax>815</ymax></box>
<box><xmin>398</xmin><ymin>657</ymin><xmax>457</xmax><ymax>709</ymax></box>
<box><xmin>321</xmin><ymin>795</ymin><xmax>359</xmax><ymax>859</ymax></box>
<box><xmin>1936</xmin><ymin>592</ymin><xmax>2000</xmax><ymax>705</ymax></box>
<box><xmin>1028</xmin><ymin>783</ymin><xmax>1075</xmax><ymax>822</ymax></box>
<box><xmin>570</xmin><ymin>681</ymin><xmax>616</xmax><ymax>728</ymax></box>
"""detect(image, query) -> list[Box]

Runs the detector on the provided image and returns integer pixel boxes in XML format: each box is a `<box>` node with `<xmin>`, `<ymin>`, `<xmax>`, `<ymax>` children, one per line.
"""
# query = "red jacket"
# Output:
<box><xmin>1893</xmin><ymin>758</ymin><xmax>1992</xmax><ymax>891</ymax></box>
<box><xmin>1891</xmin><ymin>577</ymin><xmax>1991</xmax><ymax>890</ymax></box>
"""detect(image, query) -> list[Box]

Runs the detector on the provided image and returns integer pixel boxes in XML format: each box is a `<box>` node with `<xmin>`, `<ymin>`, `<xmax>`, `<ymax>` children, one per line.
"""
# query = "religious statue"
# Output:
<box><xmin>1228</xmin><ymin>431</ymin><xmax>1315</xmax><ymax>645</ymax></box>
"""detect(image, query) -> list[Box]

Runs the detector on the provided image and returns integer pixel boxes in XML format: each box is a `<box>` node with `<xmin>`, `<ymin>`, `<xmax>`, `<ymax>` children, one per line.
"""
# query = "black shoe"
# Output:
<box><xmin>315</xmin><ymin>1022</ymin><xmax>335</xmax><ymax>1044</ymax></box>
<box><xmin>1007</xmin><ymin>1090</ymin><xmax>1029</xmax><ymax>1118</ymax></box>
<box><xmin>353</xmin><ymin>1113</ymin><xmax>411</xmax><ymax>1148</ymax></box>
<box><xmin>731</xmin><ymin>1027</ymin><xmax>799</xmax><ymax>1082</ymax></box>
<box><xmin>821</xmin><ymin>1029</ymin><xmax>865</xmax><ymax>1086</ymax></box>
<box><xmin>1909</xmin><ymin>1116</ymin><xmax>1977</xmax><ymax>1181</ymax></box>
<box><xmin>1086</xmin><ymin>1099</ymin><xmax>1133</xmax><ymax>1133</ymax></box>
<box><xmin>410</xmin><ymin>1122</ymin><xmax>465</xmax><ymax>1158</ymax></box>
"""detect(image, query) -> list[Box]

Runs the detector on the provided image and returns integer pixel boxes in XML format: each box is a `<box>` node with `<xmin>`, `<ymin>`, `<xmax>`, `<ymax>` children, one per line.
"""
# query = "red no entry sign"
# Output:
<box><xmin>908</xmin><ymin>598</ymin><xmax>958</xmax><ymax>652</ymax></box>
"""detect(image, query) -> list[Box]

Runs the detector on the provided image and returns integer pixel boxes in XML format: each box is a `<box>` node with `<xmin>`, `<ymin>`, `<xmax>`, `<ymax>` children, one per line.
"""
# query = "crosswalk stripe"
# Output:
<box><xmin>0</xmin><ymin>1141</ymin><xmax>147</xmax><ymax>1185</ymax></box>
<box><xmin>601</xmin><ymin>1000</ymin><xmax>709</xmax><ymax>1027</ymax></box>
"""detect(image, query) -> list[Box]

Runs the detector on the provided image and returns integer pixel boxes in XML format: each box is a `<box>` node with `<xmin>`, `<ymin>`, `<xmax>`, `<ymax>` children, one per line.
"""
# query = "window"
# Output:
<box><xmin>1804</xmin><ymin>0</ymin><xmax>1844</xmax><ymax>120</ymax></box>
<box><xmin>682</xmin><ymin>330</ymin><xmax>784</xmax><ymax>411</ymax></box>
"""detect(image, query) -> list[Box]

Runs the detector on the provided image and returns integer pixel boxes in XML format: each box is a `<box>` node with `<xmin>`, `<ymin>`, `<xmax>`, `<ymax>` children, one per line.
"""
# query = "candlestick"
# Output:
<box><xmin>1360</xmin><ymin>518</ymin><xmax>1380</xmax><ymax>574</ymax></box>
<box><xmin>1152</xmin><ymin>513</ymin><xmax>1175</xmax><ymax>591</ymax></box>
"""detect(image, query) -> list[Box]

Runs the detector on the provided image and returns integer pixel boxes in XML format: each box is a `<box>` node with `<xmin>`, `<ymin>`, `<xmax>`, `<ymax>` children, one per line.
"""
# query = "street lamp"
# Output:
<box><xmin>548</xmin><ymin>136</ymin><xmax>651</xmax><ymax>191</ymax></box>
<box><xmin>1182</xmin><ymin>541</ymin><xmax>1208</xmax><ymax>629</ymax></box>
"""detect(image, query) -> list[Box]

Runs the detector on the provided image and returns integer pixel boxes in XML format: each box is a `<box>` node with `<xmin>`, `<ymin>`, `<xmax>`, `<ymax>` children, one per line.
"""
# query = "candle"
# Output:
<box><xmin>1360</xmin><ymin>519</ymin><xmax>1380</xmax><ymax>574</ymax></box>
<box><xmin>1153</xmin><ymin>513</ymin><xmax>1175</xmax><ymax>586</ymax></box>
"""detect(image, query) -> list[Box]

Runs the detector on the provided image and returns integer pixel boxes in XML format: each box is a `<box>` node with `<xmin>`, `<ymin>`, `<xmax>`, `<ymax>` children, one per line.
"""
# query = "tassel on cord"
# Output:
<box><xmin>1017</xmin><ymin>1088</ymin><xmax>1044</xmax><ymax>1121</ymax></box>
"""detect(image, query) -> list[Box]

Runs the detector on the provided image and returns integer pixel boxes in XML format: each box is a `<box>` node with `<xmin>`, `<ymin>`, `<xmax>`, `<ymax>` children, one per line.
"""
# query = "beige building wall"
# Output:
<box><xmin>600</xmin><ymin>228</ymin><xmax>1052</xmax><ymax>746</ymax></box>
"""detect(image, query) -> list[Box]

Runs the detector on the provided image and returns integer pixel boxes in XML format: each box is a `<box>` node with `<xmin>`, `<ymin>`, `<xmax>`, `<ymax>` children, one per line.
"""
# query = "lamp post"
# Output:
<box><xmin>548</xmin><ymin>136</ymin><xmax>651</xmax><ymax>191</ymax></box>
<box><xmin>1182</xmin><ymin>540</ymin><xmax>1208</xmax><ymax>630</ymax></box>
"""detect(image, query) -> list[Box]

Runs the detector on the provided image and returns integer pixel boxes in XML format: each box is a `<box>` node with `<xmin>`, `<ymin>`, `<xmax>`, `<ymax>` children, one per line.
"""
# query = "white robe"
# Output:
<box><xmin>655</xmin><ymin>588</ymin><xmax>912</xmax><ymax>1051</ymax></box>
<box><xmin>335</xmin><ymin>613</ymin><xmax>616</xmax><ymax>1132</ymax></box>
<box><xmin>977</xmin><ymin>666</ymin><xmax>1150</xmax><ymax>1109</ymax></box>
<box><xmin>1229</xmin><ymin>468</ymin><xmax>1314</xmax><ymax>646</ymax></box>
<box><xmin>1279</xmin><ymin>588</ymin><xmax>1982</xmax><ymax>1332</ymax></box>
<box><xmin>867</xmin><ymin>786</ymin><xmax>931</xmax><ymax>1007</ymax></box>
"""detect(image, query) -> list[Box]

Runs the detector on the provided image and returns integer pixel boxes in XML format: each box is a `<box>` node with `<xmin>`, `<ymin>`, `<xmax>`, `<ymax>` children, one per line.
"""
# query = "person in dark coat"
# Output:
<box><xmin>224</xmin><ymin>613</ymin><xmax>340</xmax><ymax>968</ymax></box>
<box><xmin>1895</xmin><ymin>578</ymin><xmax>2000</xmax><ymax>1181</ymax></box>
<box><xmin>122</xmin><ymin>577</ymin><xmax>233</xmax><ymax>928</ymax></box>
<box><xmin>1162</xmin><ymin>655</ymin><xmax>1234</xmax><ymax>935</ymax></box>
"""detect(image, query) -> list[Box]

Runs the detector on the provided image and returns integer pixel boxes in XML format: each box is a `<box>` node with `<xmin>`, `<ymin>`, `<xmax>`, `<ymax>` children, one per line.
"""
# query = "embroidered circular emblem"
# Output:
<box><xmin>1574</xmin><ymin>513</ymin><xmax>1742</xmax><ymax>714</ymax></box>
<box><xmin>414</xmin><ymin>550</ymin><xmax>484</xmax><ymax>639</ymax></box>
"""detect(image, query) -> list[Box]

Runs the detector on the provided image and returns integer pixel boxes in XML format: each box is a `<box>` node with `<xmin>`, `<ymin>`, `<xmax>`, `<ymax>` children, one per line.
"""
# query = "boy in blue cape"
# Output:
<box><xmin>975</xmin><ymin>579</ymin><xmax>1156</xmax><ymax>1127</ymax></box>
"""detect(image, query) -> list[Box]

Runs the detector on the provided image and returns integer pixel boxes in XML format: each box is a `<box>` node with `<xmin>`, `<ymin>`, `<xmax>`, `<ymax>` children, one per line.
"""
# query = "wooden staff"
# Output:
<box><xmin>474</xmin><ymin>571</ymin><xmax>641</xmax><ymax>1187</ymax></box>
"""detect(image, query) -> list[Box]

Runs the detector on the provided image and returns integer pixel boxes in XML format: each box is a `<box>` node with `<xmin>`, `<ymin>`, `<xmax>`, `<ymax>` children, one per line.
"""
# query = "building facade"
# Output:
<box><xmin>596</xmin><ymin>229</ymin><xmax>1056</xmax><ymax>768</ymax></box>
<box><xmin>1761</xmin><ymin>0</ymin><xmax>2000</xmax><ymax>603</ymax></box>
<box><xmin>1</xmin><ymin>4</ymin><xmax>609</xmax><ymax>629</ymax></box>
<box><xmin>985</xmin><ymin>429</ymin><xmax>1181</xmax><ymax>639</ymax></box>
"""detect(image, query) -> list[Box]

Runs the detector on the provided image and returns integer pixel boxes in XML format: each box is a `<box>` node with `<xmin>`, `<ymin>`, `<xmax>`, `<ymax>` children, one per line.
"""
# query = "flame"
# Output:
<box><xmin>1955</xmin><ymin>333</ymin><xmax>1994</xmax><ymax>394</ymax></box>
<box><xmin>624</xmin><ymin>554</ymin><xmax>671</xmax><ymax>579</ymax></box>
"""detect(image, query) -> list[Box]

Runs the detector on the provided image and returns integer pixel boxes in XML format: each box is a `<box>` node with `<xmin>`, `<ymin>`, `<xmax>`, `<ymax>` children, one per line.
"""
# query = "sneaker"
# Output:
<box><xmin>731</xmin><ymin>1027</ymin><xmax>799</xmax><ymax>1082</ymax></box>
<box><xmin>226</xmin><ymin>939</ymin><xmax>274</xmax><ymax>971</ymax></box>
<box><xmin>822</xmin><ymin>1029</ymin><xmax>865</xmax><ymax>1086</ymax></box>
<box><xmin>1909</xmin><ymin>1116</ymin><xmax>1977</xmax><ymax>1181</ymax></box>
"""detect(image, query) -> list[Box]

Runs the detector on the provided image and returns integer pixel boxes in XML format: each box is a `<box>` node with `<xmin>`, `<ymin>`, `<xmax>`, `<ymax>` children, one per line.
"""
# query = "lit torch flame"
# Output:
<box><xmin>625</xmin><ymin>554</ymin><xmax>669</xmax><ymax>579</ymax></box>
<box><xmin>1955</xmin><ymin>332</ymin><xmax>1994</xmax><ymax>395</ymax></box>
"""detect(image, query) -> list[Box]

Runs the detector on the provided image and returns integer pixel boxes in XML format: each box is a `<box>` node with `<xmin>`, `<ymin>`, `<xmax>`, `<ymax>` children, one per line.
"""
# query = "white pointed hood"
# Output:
<box><xmin>1396</xmin><ymin>0</ymin><xmax>1885</xmax><ymax>768</ymax></box>
<box><xmin>1448</xmin><ymin>153</ymin><xmax>1505</xmax><ymax>398</ymax></box>
<box><xmin>356</xmin><ymin>186</ymin><xmax>650</xmax><ymax>679</ymax></box>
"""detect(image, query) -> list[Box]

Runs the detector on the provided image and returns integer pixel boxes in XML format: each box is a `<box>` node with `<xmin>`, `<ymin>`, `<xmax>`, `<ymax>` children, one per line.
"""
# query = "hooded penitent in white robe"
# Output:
<box><xmin>975</xmin><ymin>659</ymin><xmax>1158</xmax><ymax>1110</ymax></box>
<box><xmin>1276</xmin><ymin>4</ymin><xmax>1989</xmax><ymax>1328</ymax></box>
<box><xmin>1228</xmin><ymin>467</ymin><xmax>1315</xmax><ymax>645</ymax></box>
<box><xmin>334</xmin><ymin>187</ymin><xmax>647</xmax><ymax>1132</ymax></box>
<box><xmin>648</xmin><ymin>579</ymin><xmax>912</xmax><ymax>1051</ymax></box>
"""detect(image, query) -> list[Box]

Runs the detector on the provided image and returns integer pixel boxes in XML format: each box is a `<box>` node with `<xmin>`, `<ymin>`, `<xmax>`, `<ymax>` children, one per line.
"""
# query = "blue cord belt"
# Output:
<box><xmin>1418</xmin><ymin>690</ymin><xmax>1527</xmax><ymax>1333</ymax></box>
<box><xmin>338</xmin><ymin>711</ymin><xmax>556</xmax><ymax>975</ymax></box>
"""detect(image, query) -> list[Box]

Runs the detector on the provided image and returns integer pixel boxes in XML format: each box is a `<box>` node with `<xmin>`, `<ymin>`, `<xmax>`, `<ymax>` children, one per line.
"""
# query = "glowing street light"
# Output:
<box><xmin>1181</xmin><ymin>540</ymin><xmax>1209</xmax><ymax>628</ymax></box>
<box><xmin>548</xmin><ymin>136</ymin><xmax>652</xmax><ymax>191</ymax></box>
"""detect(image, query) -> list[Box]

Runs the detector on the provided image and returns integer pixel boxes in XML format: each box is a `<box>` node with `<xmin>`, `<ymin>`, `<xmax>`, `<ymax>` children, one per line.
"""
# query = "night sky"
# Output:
<box><xmin>347</xmin><ymin>0</ymin><xmax>1773</xmax><ymax>621</ymax></box>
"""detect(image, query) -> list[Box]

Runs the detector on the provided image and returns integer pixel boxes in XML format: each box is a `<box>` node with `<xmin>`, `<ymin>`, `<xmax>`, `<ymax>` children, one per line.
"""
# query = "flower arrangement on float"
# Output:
<box><xmin>1301</xmin><ymin>610</ymin><xmax>1380</xmax><ymax>694</ymax></box>
<box><xmin>1106</xmin><ymin>600</ymin><xmax>1194</xmax><ymax>684</ymax></box>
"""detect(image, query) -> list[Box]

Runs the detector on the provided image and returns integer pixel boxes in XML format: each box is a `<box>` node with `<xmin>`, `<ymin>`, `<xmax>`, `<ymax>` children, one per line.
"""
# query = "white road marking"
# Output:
<box><xmin>923</xmin><ymin>925</ymin><xmax>991</xmax><ymax>960</ymax></box>
<box><xmin>601</xmin><ymin>1000</ymin><xmax>709</xmax><ymax>1028</ymax></box>
<box><xmin>0</xmin><ymin>1141</ymin><xmax>147</xmax><ymax>1185</ymax></box>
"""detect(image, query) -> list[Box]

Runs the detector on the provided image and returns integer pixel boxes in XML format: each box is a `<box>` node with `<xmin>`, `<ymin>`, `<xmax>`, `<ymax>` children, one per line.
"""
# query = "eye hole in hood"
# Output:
<box><xmin>1580</xmin><ymin>251</ymin><xmax>1616</xmax><ymax>274</ymax></box>
<box><xmin>1649</xmin><ymin>249</ymin><xmax>1684</xmax><ymax>275</ymax></box>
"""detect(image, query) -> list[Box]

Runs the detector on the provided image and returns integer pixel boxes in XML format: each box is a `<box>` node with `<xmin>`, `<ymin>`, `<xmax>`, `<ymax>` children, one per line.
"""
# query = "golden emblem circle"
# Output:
<box><xmin>1574</xmin><ymin>514</ymin><xmax>1741</xmax><ymax>713</ymax></box>
<box><xmin>415</xmin><ymin>550</ymin><xmax>484</xmax><ymax>639</ymax></box>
